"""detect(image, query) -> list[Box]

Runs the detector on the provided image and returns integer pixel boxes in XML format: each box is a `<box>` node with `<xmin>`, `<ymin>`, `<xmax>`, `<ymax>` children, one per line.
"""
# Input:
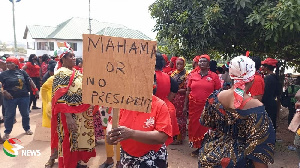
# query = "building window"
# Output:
<box><xmin>27</xmin><ymin>42</ymin><xmax>35</xmax><ymax>50</ymax></box>
<box><xmin>37</xmin><ymin>42</ymin><xmax>48</xmax><ymax>50</ymax></box>
<box><xmin>68</xmin><ymin>42</ymin><xmax>77</xmax><ymax>51</ymax></box>
<box><xmin>49</xmin><ymin>42</ymin><xmax>54</xmax><ymax>51</ymax></box>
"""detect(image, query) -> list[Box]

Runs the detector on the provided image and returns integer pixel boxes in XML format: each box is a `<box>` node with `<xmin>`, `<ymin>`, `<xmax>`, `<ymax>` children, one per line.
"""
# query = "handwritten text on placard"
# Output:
<box><xmin>82</xmin><ymin>34</ymin><xmax>156</xmax><ymax>113</ymax></box>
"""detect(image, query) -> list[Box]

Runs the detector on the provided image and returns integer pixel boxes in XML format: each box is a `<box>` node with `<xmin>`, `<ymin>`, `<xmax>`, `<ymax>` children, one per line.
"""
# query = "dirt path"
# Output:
<box><xmin>0</xmin><ymin>99</ymin><xmax>298</xmax><ymax>167</ymax></box>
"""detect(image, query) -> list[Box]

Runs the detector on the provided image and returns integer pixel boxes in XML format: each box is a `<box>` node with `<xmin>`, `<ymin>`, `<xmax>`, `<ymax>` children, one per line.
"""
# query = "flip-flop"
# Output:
<box><xmin>76</xmin><ymin>163</ymin><xmax>88</xmax><ymax>168</ymax></box>
<box><xmin>99</xmin><ymin>162</ymin><xmax>114</xmax><ymax>168</ymax></box>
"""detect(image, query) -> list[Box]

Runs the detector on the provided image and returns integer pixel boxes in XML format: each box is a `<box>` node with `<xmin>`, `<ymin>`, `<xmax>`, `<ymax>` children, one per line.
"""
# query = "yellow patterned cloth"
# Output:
<box><xmin>52</xmin><ymin>67</ymin><xmax>96</xmax><ymax>167</ymax></box>
<box><xmin>199</xmin><ymin>90</ymin><xmax>275</xmax><ymax>167</ymax></box>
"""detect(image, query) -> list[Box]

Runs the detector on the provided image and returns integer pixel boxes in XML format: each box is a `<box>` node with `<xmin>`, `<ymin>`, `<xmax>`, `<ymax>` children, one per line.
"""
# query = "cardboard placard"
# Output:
<box><xmin>82</xmin><ymin>34</ymin><xmax>156</xmax><ymax>113</ymax></box>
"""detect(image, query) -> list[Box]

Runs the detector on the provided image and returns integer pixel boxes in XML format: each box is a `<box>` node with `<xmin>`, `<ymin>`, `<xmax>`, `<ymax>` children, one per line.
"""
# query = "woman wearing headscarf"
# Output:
<box><xmin>183</xmin><ymin>54</ymin><xmax>221</xmax><ymax>156</ymax></box>
<box><xmin>261</xmin><ymin>58</ymin><xmax>280</xmax><ymax>131</ymax></box>
<box><xmin>106</xmin><ymin>74</ymin><xmax>173</xmax><ymax>168</ymax></box>
<box><xmin>163</xmin><ymin>56</ymin><xmax>177</xmax><ymax>75</ymax></box>
<box><xmin>155</xmin><ymin>53</ymin><xmax>179</xmax><ymax>145</ymax></box>
<box><xmin>23</xmin><ymin>54</ymin><xmax>41</xmax><ymax>110</ymax></box>
<box><xmin>0</xmin><ymin>56</ymin><xmax>38</xmax><ymax>140</ymax></box>
<box><xmin>199</xmin><ymin>56</ymin><xmax>275</xmax><ymax>168</ymax></box>
<box><xmin>51</xmin><ymin>43</ymin><xmax>96</xmax><ymax>168</ymax></box>
<box><xmin>170</xmin><ymin>57</ymin><xmax>189</xmax><ymax>145</ymax></box>
<box><xmin>40</xmin><ymin>54</ymin><xmax>50</xmax><ymax>78</ymax></box>
<box><xmin>192</xmin><ymin>55</ymin><xmax>200</xmax><ymax>69</ymax></box>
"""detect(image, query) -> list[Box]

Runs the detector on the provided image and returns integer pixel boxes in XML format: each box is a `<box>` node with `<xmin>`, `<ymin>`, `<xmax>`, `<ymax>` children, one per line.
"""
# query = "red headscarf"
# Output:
<box><xmin>6</xmin><ymin>56</ymin><xmax>20</xmax><ymax>67</ymax></box>
<box><xmin>199</xmin><ymin>54</ymin><xmax>210</xmax><ymax>62</ymax></box>
<box><xmin>170</xmin><ymin>56</ymin><xmax>177</xmax><ymax>69</ymax></box>
<box><xmin>261</xmin><ymin>58</ymin><xmax>278</xmax><ymax>67</ymax></box>
<box><xmin>193</xmin><ymin>55</ymin><xmax>201</xmax><ymax>64</ymax></box>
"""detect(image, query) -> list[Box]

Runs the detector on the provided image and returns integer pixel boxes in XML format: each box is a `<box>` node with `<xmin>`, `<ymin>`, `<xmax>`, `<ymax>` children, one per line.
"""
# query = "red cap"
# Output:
<box><xmin>199</xmin><ymin>54</ymin><xmax>210</xmax><ymax>62</ymax></box>
<box><xmin>261</xmin><ymin>58</ymin><xmax>278</xmax><ymax>67</ymax></box>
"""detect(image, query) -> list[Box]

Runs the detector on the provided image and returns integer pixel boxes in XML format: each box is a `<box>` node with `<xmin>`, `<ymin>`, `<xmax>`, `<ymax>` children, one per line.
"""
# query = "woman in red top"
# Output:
<box><xmin>155</xmin><ymin>53</ymin><xmax>180</xmax><ymax>146</ymax></box>
<box><xmin>40</xmin><ymin>54</ymin><xmax>49</xmax><ymax>78</ymax></box>
<box><xmin>107</xmin><ymin>95</ymin><xmax>172</xmax><ymax>168</ymax></box>
<box><xmin>163</xmin><ymin>56</ymin><xmax>177</xmax><ymax>75</ymax></box>
<box><xmin>183</xmin><ymin>54</ymin><xmax>221</xmax><ymax>156</ymax></box>
<box><xmin>23</xmin><ymin>54</ymin><xmax>41</xmax><ymax>110</ymax></box>
<box><xmin>18</xmin><ymin>56</ymin><xmax>25</xmax><ymax>69</ymax></box>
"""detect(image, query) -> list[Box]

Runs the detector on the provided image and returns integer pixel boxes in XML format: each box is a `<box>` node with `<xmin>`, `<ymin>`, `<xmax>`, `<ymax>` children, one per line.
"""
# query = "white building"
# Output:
<box><xmin>23</xmin><ymin>17</ymin><xmax>152</xmax><ymax>58</ymax></box>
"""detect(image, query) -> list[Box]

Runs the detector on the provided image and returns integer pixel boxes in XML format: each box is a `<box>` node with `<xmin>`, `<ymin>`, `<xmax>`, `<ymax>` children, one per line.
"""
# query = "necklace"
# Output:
<box><xmin>200</xmin><ymin>71</ymin><xmax>208</xmax><ymax>77</ymax></box>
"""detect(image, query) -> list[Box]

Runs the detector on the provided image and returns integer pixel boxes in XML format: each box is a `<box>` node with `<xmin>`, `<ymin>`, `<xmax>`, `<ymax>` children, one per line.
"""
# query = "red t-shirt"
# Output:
<box><xmin>155</xmin><ymin>71</ymin><xmax>171</xmax><ymax>100</ymax></box>
<box><xmin>187</xmin><ymin>71</ymin><xmax>221</xmax><ymax>102</ymax></box>
<box><xmin>119</xmin><ymin>95</ymin><xmax>172</xmax><ymax>157</ymax></box>
<box><xmin>25</xmin><ymin>62</ymin><xmax>40</xmax><ymax>77</ymax></box>
<box><xmin>247</xmin><ymin>73</ymin><xmax>265</xmax><ymax>97</ymax></box>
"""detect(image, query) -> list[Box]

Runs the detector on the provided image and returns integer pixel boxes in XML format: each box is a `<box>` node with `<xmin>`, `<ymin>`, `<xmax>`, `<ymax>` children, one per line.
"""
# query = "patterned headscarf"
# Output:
<box><xmin>53</xmin><ymin>42</ymin><xmax>73</xmax><ymax>69</ymax></box>
<box><xmin>171</xmin><ymin>57</ymin><xmax>188</xmax><ymax>88</ymax></box>
<box><xmin>53</xmin><ymin>42</ymin><xmax>73</xmax><ymax>59</ymax></box>
<box><xmin>229</xmin><ymin>56</ymin><xmax>255</xmax><ymax>108</ymax></box>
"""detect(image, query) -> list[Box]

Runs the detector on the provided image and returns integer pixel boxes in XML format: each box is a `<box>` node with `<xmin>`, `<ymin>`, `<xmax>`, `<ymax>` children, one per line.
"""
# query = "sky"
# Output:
<box><xmin>0</xmin><ymin>0</ymin><xmax>157</xmax><ymax>43</ymax></box>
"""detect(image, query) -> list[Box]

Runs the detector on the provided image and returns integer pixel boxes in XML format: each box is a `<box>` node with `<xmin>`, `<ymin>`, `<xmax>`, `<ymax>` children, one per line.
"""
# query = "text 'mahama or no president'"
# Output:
<box><xmin>82</xmin><ymin>34</ymin><xmax>157</xmax><ymax>113</ymax></box>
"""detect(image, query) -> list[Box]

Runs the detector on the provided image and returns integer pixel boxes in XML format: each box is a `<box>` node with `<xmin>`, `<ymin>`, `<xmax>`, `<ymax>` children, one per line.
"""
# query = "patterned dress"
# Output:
<box><xmin>198</xmin><ymin>90</ymin><xmax>275</xmax><ymax>167</ymax></box>
<box><xmin>52</xmin><ymin>67</ymin><xmax>96</xmax><ymax>168</ymax></box>
<box><xmin>171</xmin><ymin>69</ymin><xmax>188</xmax><ymax>141</ymax></box>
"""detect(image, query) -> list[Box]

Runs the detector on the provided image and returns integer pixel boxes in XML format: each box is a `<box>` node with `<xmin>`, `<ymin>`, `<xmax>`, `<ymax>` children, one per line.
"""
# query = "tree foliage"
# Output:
<box><xmin>149</xmin><ymin>0</ymin><xmax>300</xmax><ymax>71</ymax></box>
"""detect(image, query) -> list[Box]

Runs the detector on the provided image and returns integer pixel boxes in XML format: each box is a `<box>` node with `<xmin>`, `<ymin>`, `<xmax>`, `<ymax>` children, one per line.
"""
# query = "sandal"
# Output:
<box><xmin>45</xmin><ymin>159</ymin><xmax>55</xmax><ymax>168</ymax></box>
<box><xmin>190</xmin><ymin>149</ymin><xmax>199</xmax><ymax>157</ymax></box>
<box><xmin>76</xmin><ymin>163</ymin><xmax>88</xmax><ymax>168</ymax></box>
<box><xmin>116</xmin><ymin>161</ymin><xmax>121</xmax><ymax>168</ymax></box>
<box><xmin>99</xmin><ymin>162</ymin><xmax>114</xmax><ymax>168</ymax></box>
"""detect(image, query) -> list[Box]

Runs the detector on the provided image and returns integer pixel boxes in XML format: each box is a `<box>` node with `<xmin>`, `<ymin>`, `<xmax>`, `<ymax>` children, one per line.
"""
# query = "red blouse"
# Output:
<box><xmin>119</xmin><ymin>95</ymin><xmax>172</xmax><ymax>157</ymax></box>
<box><xmin>25</xmin><ymin>62</ymin><xmax>40</xmax><ymax>77</ymax></box>
<box><xmin>247</xmin><ymin>72</ymin><xmax>265</xmax><ymax>97</ymax></box>
<box><xmin>187</xmin><ymin>70</ymin><xmax>221</xmax><ymax>102</ymax></box>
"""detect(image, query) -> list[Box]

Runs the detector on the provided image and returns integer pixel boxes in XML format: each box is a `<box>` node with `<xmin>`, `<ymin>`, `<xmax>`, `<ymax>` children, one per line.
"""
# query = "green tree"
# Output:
<box><xmin>150</xmin><ymin>0</ymin><xmax>300</xmax><ymax>72</ymax></box>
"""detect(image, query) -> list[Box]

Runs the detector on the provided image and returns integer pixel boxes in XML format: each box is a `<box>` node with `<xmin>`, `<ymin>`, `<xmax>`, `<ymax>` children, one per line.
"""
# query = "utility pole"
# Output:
<box><xmin>10</xmin><ymin>0</ymin><xmax>21</xmax><ymax>56</ymax></box>
<box><xmin>89</xmin><ymin>0</ymin><xmax>92</xmax><ymax>34</ymax></box>
<box><xmin>12</xmin><ymin>0</ymin><xmax>17</xmax><ymax>56</ymax></box>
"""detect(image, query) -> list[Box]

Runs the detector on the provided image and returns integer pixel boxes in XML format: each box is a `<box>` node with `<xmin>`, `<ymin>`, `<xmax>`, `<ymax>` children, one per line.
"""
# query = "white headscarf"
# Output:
<box><xmin>229</xmin><ymin>56</ymin><xmax>255</xmax><ymax>108</ymax></box>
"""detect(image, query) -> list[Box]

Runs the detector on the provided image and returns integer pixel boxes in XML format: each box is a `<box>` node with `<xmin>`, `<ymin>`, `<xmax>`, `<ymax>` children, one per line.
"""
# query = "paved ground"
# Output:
<box><xmin>0</xmin><ymin>98</ymin><xmax>299</xmax><ymax>168</ymax></box>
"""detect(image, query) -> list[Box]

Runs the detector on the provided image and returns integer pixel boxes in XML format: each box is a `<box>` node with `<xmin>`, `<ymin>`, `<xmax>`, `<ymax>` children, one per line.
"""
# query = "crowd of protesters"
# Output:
<box><xmin>0</xmin><ymin>42</ymin><xmax>300</xmax><ymax>168</ymax></box>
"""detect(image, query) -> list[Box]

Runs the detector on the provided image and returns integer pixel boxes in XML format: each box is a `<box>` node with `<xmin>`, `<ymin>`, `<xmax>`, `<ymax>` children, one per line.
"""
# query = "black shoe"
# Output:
<box><xmin>32</xmin><ymin>106</ymin><xmax>41</xmax><ymax>110</ymax></box>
